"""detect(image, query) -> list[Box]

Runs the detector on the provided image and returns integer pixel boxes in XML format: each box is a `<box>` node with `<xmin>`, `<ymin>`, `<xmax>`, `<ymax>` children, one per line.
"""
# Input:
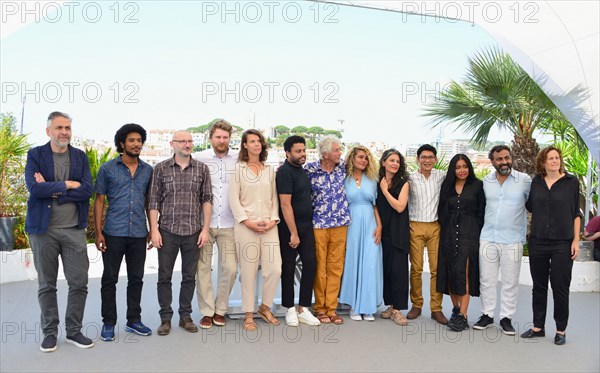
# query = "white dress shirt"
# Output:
<box><xmin>196</xmin><ymin>148</ymin><xmax>238</xmax><ymax>229</ymax></box>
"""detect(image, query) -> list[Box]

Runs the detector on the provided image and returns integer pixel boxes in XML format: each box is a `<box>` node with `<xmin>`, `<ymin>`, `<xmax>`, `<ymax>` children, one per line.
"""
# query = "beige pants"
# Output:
<box><xmin>234</xmin><ymin>223</ymin><xmax>282</xmax><ymax>313</ymax></box>
<box><xmin>196</xmin><ymin>227</ymin><xmax>238</xmax><ymax>317</ymax></box>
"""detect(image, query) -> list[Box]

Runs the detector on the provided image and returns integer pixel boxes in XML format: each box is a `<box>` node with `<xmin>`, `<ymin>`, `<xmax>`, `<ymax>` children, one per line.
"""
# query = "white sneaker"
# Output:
<box><xmin>286</xmin><ymin>307</ymin><xmax>299</xmax><ymax>327</ymax></box>
<box><xmin>349</xmin><ymin>309</ymin><xmax>363</xmax><ymax>321</ymax></box>
<box><xmin>363</xmin><ymin>314</ymin><xmax>375</xmax><ymax>321</ymax></box>
<box><xmin>297</xmin><ymin>308</ymin><xmax>321</xmax><ymax>326</ymax></box>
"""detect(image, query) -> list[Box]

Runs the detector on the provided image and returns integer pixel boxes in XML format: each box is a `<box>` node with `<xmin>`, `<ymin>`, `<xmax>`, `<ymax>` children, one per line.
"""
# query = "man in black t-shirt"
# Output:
<box><xmin>276</xmin><ymin>136</ymin><xmax>321</xmax><ymax>326</ymax></box>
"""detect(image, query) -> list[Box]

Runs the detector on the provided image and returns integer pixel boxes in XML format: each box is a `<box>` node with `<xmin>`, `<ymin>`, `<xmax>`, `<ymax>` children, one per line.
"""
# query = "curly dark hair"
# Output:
<box><xmin>114</xmin><ymin>123</ymin><xmax>147</xmax><ymax>153</ymax></box>
<box><xmin>378</xmin><ymin>149</ymin><xmax>408</xmax><ymax>191</ymax></box>
<box><xmin>238</xmin><ymin>129</ymin><xmax>269</xmax><ymax>163</ymax></box>
<box><xmin>535</xmin><ymin>145</ymin><xmax>565</xmax><ymax>177</ymax></box>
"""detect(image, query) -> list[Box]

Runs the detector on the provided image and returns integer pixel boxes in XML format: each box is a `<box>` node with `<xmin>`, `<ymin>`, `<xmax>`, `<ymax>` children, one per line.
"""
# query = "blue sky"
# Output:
<box><xmin>1</xmin><ymin>0</ymin><xmax>508</xmax><ymax>147</ymax></box>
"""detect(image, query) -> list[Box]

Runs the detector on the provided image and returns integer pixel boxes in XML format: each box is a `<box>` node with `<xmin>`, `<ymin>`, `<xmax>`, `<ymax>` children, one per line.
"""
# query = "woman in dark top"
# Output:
<box><xmin>521</xmin><ymin>146</ymin><xmax>581</xmax><ymax>345</ymax></box>
<box><xmin>437</xmin><ymin>154</ymin><xmax>485</xmax><ymax>332</ymax></box>
<box><xmin>376</xmin><ymin>149</ymin><xmax>410</xmax><ymax>326</ymax></box>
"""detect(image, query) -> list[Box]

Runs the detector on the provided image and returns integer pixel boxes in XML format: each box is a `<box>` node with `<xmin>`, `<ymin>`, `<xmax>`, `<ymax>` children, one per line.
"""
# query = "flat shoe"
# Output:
<box><xmin>521</xmin><ymin>328</ymin><xmax>545</xmax><ymax>338</ymax></box>
<box><xmin>554</xmin><ymin>333</ymin><xmax>566</xmax><ymax>345</ymax></box>
<box><xmin>317</xmin><ymin>312</ymin><xmax>331</xmax><ymax>324</ymax></box>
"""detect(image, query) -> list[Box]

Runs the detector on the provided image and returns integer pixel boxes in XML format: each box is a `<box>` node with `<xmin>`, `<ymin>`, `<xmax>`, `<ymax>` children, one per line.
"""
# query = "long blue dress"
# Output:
<box><xmin>339</xmin><ymin>174</ymin><xmax>383</xmax><ymax>314</ymax></box>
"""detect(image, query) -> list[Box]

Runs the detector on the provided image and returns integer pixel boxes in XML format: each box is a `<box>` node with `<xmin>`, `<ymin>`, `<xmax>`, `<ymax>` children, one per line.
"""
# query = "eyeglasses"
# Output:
<box><xmin>419</xmin><ymin>155</ymin><xmax>436</xmax><ymax>160</ymax></box>
<box><xmin>172</xmin><ymin>140</ymin><xmax>193</xmax><ymax>144</ymax></box>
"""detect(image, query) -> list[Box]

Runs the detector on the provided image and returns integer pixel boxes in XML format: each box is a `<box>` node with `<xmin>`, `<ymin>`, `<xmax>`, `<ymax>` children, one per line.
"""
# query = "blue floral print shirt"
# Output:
<box><xmin>304</xmin><ymin>160</ymin><xmax>351</xmax><ymax>229</ymax></box>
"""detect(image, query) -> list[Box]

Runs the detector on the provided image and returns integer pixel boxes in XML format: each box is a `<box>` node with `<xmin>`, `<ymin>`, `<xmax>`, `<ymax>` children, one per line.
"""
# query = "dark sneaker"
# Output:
<box><xmin>40</xmin><ymin>335</ymin><xmax>57</xmax><ymax>353</ymax></box>
<box><xmin>448</xmin><ymin>314</ymin><xmax>468</xmax><ymax>332</ymax></box>
<box><xmin>66</xmin><ymin>333</ymin><xmax>94</xmax><ymax>349</ymax></box>
<box><xmin>125</xmin><ymin>321</ymin><xmax>152</xmax><ymax>336</ymax></box>
<box><xmin>554</xmin><ymin>333</ymin><xmax>566</xmax><ymax>345</ymax></box>
<box><xmin>473</xmin><ymin>314</ymin><xmax>494</xmax><ymax>330</ymax></box>
<box><xmin>500</xmin><ymin>317</ymin><xmax>516</xmax><ymax>335</ymax></box>
<box><xmin>101</xmin><ymin>323</ymin><xmax>115</xmax><ymax>341</ymax></box>
<box><xmin>450</xmin><ymin>307</ymin><xmax>460</xmax><ymax>322</ymax></box>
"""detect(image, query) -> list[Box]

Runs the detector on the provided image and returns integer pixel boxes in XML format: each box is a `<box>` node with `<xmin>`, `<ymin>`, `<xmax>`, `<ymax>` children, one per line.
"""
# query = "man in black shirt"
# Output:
<box><xmin>276</xmin><ymin>136</ymin><xmax>321</xmax><ymax>326</ymax></box>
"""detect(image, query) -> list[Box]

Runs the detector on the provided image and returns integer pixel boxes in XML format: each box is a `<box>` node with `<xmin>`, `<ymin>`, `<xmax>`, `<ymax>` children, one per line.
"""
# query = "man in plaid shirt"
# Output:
<box><xmin>148</xmin><ymin>130</ymin><xmax>212</xmax><ymax>336</ymax></box>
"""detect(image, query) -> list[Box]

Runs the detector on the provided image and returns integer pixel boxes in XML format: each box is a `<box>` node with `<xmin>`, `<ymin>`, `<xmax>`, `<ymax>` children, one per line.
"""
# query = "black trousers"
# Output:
<box><xmin>157</xmin><ymin>229</ymin><xmax>201</xmax><ymax>321</ymax></box>
<box><xmin>278</xmin><ymin>224</ymin><xmax>317</xmax><ymax>308</ymax></box>
<box><xmin>382</xmin><ymin>236</ymin><xmax>409</xmax><ymax>310</ymax></box>
<box><xmin>528</xmin><ymin>239</ymin><xmax>573</xmax><ymax>332</ymax></box>
<box><xmin>101</xmin><ymin>233</ymin><xmax>147</xmax><ymax>325</ymax></box>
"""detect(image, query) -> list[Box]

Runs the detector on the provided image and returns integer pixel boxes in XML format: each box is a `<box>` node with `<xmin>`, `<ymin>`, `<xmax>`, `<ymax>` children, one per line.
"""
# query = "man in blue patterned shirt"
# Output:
<box><xmin>305</xmin><ymin>136</ymin><xmax>350</xmax><ymax>325</ymax></box>
<box><xmin>94</xmin><ymin>124</ymin><xmax>154</xmax><ymax>341</ymax></box>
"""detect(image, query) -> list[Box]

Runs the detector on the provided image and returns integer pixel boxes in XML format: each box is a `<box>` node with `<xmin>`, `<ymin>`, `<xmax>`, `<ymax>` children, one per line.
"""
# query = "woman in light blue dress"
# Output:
<box><xmin>339</xmin><ymin>145</ymin><xmax>383</xmax><ymax>321</ymax></box>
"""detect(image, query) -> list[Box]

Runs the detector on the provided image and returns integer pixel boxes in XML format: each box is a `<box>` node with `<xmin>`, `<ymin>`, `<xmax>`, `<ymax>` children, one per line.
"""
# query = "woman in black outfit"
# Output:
<box><xmin>376</xmin><ymin>149</ymin><xmax>411</xmax><ymax>326</ymax></box>
<box><xmin>521</xmin><ymin>146</ymin><xmax>581</xmax><ymax>345</ymax></box>
<box><xmin>437</xmin><ymin>154</ymin><xmax>485</xmax><ymax>332</ymax></box>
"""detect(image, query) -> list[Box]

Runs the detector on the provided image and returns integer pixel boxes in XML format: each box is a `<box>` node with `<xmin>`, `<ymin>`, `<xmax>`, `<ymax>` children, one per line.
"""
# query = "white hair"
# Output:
<box><xmin>318</xmin><ymin>135</ymin><xmax>340</xmax><ymax>159</ymax></box>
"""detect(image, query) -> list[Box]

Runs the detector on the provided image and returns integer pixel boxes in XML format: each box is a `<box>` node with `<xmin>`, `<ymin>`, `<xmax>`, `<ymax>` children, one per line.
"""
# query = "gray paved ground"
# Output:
<box><xmin>1</xmin><ymin>273</ymin><xmax>598</xmax><ymax>372</ymax></box>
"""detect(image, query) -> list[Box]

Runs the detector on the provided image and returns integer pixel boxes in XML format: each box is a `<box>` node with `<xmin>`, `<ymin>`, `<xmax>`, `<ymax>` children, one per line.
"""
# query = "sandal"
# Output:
<box><xmin>329</xmin><ymin>313</ymin><xmax>344</xmax><ymax>325</ymax></box>
<box><xmin>243</xmin><ymin>318</ymin><xmax>257</xmax><ymax>331</ymax></box>
<box><xmin>257</xmin><ymin>304</ymin><xmax>281</xmax><ymax>326</ymax></box>
<box><xmin>317</xmin><ymin>312</ymin><xmax>331</xmax><ymax>324</ymax></box>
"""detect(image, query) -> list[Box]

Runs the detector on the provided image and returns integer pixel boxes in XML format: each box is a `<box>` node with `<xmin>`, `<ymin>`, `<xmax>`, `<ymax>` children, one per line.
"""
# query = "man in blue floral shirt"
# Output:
<box><xmin>305</xmin><ymin>136</ymin><xmax>350</xmax><ymax>325</ymax></box>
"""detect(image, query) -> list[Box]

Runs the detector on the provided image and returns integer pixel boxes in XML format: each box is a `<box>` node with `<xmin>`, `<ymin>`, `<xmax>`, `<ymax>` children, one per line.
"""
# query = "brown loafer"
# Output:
<box><xmin>200</xmin><ymin>316</ymin><xmax>213</xmax><ymax>329</ymax></box>
<box><xmin>179</xmin><ymin>317</ymin><xmax>198</xmax><ymax>333</ymax></box>
<box><xmin>431</xmin><ymin>311</ymin><xmax>449</xmax><ymax>325</ymax></box>
<box><xmin>406</xmin><ymin>307</ymin><xmax>422</xmax><ymax>320</ymax></box>
<box><xmin>213</xmin><ymin>313</ymin><xmax>226</xmax><ymax>326</ymax></box>
<box><xmin>157</xmin><ymin>320</ymin><xmax>171</xmax><ymax>336</ymax></box>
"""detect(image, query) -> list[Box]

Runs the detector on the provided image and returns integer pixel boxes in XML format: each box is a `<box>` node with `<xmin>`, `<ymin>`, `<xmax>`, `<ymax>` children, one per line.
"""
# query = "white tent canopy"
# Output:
<box><xmin>319</xmin><ymin>0</ymin><xmax>599</xmax><ymax>164</ymax></box>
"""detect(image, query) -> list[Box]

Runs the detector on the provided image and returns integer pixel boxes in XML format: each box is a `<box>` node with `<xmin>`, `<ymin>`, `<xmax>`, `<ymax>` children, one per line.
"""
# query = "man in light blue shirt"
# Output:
<box><xmin>475</xmin><ymin>145</ymin><xmax>531</xmax><ymax>335</ymax></box>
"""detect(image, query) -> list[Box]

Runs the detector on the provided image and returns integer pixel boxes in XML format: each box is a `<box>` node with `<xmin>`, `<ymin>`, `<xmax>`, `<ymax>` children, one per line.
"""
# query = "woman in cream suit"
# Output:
<box><xmin>229</xmin><ymin>129</ymin><xmax>282</xmax><ymax>331</ymax></box>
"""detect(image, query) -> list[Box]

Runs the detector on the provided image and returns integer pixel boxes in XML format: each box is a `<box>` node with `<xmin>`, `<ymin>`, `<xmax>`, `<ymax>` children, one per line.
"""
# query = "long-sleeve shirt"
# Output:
<box><xmin>527</xmin><ymin>172</ymin><xmax>581</xmax><ymax>241</ymax></box>
<box><xmin>229</xmin><ymin>162</ymin><xmax>279</xmax><ymax>224</ymax></box>
<box><xmin>148</xmin><ymin>156</ymin><xmax>212</xmax><ymax>236</ymax></box>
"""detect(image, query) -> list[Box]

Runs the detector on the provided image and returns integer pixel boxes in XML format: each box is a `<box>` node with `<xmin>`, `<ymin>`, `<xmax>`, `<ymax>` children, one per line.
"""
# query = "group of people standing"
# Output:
<box><xmin>24</xmin><ymin>112</ymin><xmax>583</xmax><ymax>353</ymax></box>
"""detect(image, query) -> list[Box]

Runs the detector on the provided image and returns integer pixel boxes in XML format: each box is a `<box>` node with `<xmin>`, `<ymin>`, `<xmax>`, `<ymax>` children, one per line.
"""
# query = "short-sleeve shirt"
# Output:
<box><xmin>94</xmin><ymin>156</ymin><xmax>153</xmax><ymax>238</ymax></box>
<box><xmin>276</xmin><ymin>160</ymin><xmax>313</xmax><ymax>230</ymax></box>
<box><xmin>408</xmin><ymin>169</ymin><xmax>445</xmax><ymax>222</ymax></box>
<box><xmin>304</xmin><ymin>160</ymin><xmax>350</xmax><ymax>229</ymax></box>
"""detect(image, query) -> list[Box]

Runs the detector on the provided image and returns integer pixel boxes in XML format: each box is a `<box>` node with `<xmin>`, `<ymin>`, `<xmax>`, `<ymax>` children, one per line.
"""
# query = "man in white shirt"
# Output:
<box><xmin>407</xmin><ymin>144</ymin><xmax>448</xmax><ymax>324</ymax></box>
<box><xmin>475</xmin><ymin>145</ymin><xmax>531</xmax><ymax>335</ymax></box>
<box><xmin>195</xmin><ymin>119</ymin><xmax>239</xmax><ymax>328</ymax></box>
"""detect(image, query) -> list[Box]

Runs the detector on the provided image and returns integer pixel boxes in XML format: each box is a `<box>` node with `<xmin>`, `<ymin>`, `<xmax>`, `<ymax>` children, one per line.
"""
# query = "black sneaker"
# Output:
<box><xmin>473</xmin><ymin>314</ymin><xmax>494</xmax><ymax>330</ymax></box>
<box><xmin>66</xmin><ymin>333</ymin><xmax>94</xmax><ymax>349</ymax></box>
<box><xmin>448</xmin><ymin>314</ymin><xmax>468</xmax><ymax>332</ymax></box>
<box><xmin>450</xmin><ymin>307</ymin><xmax>460</xmax><ymax>322</ymax></box>
<box><xmin>40</xmin><ymin>335</ymin><xmax>57</xmax><ymax>353</ymax></box>
<box><xmin>500</xmin><ymin>317</ymin><xmax>516</xmax><ymax>335</ymax></box>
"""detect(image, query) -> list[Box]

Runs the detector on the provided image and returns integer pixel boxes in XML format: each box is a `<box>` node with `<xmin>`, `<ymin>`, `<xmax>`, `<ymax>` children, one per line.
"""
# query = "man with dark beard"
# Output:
<box><xmin>94</xmin><ymin>123</ymin><xmax>154</xmax><ymax>341</ymax></box>
<box><xmin>475</xmin><ymin>145</ymin><xmax>531</xmax><ymax>335</ymax></box>
<box><xmin>276</xmin><ymin>136</ymin><xmax>321</xmax><ymax>326</ymax></box>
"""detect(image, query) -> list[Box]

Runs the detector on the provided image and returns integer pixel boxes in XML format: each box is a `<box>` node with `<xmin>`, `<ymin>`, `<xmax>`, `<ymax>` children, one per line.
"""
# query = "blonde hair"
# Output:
<box><xmin>345</xmin><ymin>145</ymin><xmax>378</xmax><ymax>181</ymax></box>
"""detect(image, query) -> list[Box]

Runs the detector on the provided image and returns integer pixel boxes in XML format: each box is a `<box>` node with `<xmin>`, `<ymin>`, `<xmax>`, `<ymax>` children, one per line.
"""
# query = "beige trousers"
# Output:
<box><xmin>234</xmin><ymin>223</ymin><xmax>282</xmax><ymax>313</ymax></box>
<box><xmin>196</xmin><ymin>227</ymin><xmax>238</xmax><ymax>317</ymax></box>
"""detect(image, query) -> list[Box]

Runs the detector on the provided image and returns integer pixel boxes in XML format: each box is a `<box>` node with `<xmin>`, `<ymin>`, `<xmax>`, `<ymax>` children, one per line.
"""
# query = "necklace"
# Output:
<box><xmin>354</xmin><ymin>174</ymin><xmax>362</xmax><ymax>189</ymax></box>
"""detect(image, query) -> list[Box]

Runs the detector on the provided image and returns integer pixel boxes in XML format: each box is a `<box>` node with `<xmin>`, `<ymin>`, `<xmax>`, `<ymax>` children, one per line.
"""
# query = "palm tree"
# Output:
<box><xmin>423</xmin><ymin>48</ymin><xmax>568</xmax><ymax>175</ymax></box>
<box><xmin>85</xmin><ymin>147</ymin><xmax>117</xmax><ymax>241</ymax></box>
